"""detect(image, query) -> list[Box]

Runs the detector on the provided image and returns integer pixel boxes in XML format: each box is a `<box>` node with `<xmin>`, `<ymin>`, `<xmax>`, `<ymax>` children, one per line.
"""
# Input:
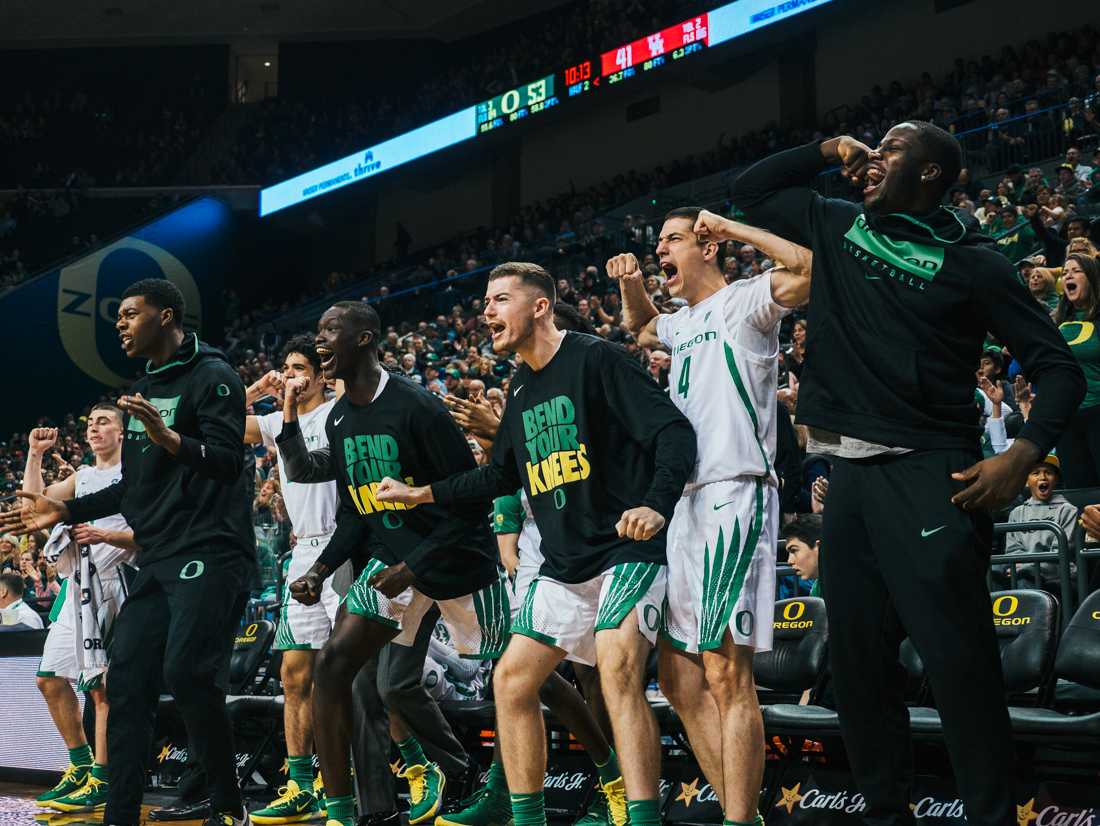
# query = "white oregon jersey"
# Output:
<box><xmin>656</xmin><ymin>273</ymin><xmax>789</xmax><ymax>487</ymax></box>
<box><xmin>258</xmin><ymin>399</ymin><xmax>338</xmax><ymax>537</ymax></box>
<box><xmin>74</xmin><ymin>464</ymin><xmax>134</xmax><ymax>572</ymax></box>
<box><xmin>518</xmin><ymin>490</ymin><xmax>543</xmax><ymax>569</ymax></box>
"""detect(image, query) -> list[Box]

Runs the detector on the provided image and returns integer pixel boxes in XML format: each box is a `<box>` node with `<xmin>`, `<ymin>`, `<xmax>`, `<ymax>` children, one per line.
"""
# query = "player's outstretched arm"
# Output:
<box><xmin>693</xmin><ymin>210</ymin><xmax>813</xmax><ymax>308</ymax></box>
<box><xmin>607</xmin><ymin>253</ymin><xmax>661</xmax><ymax>348</ymax></box>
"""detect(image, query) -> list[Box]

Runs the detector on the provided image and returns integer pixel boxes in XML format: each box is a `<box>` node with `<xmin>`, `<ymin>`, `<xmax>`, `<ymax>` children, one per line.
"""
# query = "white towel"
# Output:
<box><xmin>41</xmin><ymin>524</ymin><xmax>109</xmax><ymax>684</ymax></box>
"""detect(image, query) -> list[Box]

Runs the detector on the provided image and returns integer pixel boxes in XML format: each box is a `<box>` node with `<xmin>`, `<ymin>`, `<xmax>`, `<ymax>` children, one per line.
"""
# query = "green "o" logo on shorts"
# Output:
<box><xmin>382</xmin><ymin>513</ymin><xmax>404</xmax><ymax>530</ymax></box>
<box><xmin>643</xmin><ymin>604</ymin><xmax>661</xmax><ymax>632</ymax></box>
<box><xmin>180</xmin><ymin>560</ymin><xmax>205</xmax><ymax>580</ymax></box>
<box><xmin>553</xmin><ymin>489</ymin><xmax>566</xmax><ymax>510</ymax></box>
<box><xmin>736</xmin><ymin>609</ymin><xmax>754</xmax><ymax>637</ymax></box>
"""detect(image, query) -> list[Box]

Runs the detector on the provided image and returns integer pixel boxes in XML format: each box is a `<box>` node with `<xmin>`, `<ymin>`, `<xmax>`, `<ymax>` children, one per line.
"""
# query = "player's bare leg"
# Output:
<box><xmin>701</xmin><ymin>636</ymin><xmax>763</xmax><ymax>823</ymax></box>
<box><xmin>492</xmin><ymin>636</ymin><xmax>564</xmax><ymax>794</ymax></box>
<box><xmin>657</xmin><ymin>643</ymin><xmax>725</xmax><ymax>807</ymax></box>
<box><xmin>595</xmin><ymin>622</ymin><xmax>661</xmax><ymax>826</ymax></box>
<box><xmin>313</xmin><ymin>614</ymin><xmax>398</xmax><ymax>826</ymax></box>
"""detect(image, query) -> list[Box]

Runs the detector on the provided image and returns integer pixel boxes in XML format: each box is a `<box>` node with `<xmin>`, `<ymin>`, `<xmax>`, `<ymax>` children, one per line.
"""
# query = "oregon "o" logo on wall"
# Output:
<box><xmin>180</xmin><ymin>560</ymin><xmax>205</xmax><ymax>580</ymax></box>
<box><xmin>992</xmin><ymin>595</ymin><xmax>1018</xmax><ymax>617</ymax></box>
<box><xmin>57</xmin><ymin>237</ymin><xmax>202</xmax><ymax>387</ymax></box>
<box><xmin>783</xmin><ymin>601</ymin><xmax>806</xmax><ymax>621</ymax></box>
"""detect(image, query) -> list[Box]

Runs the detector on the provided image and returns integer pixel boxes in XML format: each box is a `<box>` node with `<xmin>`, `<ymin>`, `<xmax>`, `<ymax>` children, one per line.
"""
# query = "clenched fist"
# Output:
<box><xmin>615</xmin><ymin>506</ymin><xmax>666</xmax><ymax>541</ymax></box>
<box><xmin>29</xmin><ymin>428</ymin><xmax>59</xmax><ymax>455</ymax></box>
<box><xmin>606</xmin><ymin>253</ymin><xmax>643</xmax><ymax>282</ymax></box>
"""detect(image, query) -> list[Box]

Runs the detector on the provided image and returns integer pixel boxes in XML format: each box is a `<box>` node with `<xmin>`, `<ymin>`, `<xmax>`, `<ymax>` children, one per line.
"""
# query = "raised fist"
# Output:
<box><xmin>606</xmin><ymin>253</ymin><xmax>642</xmax><ymax>282</ymax></box>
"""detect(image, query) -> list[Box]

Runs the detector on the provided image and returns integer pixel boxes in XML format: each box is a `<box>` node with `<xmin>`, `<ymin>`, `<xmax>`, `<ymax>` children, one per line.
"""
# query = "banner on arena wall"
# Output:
<box><xmin>1</xmin><ymin>197</ymin><xmax>232</xmax><ymax>436</ymax></box>
<box><xmin>767</xmin><ymin>768</ymin><xmax>1100</xmax><ymax>825</ymax></box>
<box><xmin>662</xmin><ymin>760</ymin><xmax>724</xmax><ymax>824</ymax></box>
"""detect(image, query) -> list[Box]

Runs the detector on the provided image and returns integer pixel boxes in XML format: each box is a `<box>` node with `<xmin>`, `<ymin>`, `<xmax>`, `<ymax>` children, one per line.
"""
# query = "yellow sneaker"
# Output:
<box><xmin>600</xmin><ymin>777</ymin><xmax>628</xmax><ymax>826</ymax></box>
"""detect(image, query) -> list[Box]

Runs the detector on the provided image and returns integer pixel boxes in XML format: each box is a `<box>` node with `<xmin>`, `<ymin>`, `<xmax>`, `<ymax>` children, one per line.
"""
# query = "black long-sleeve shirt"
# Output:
<box><xmin>432</xmin><ymin>332</ymin><xmax>696</xmax><ymax>583</ymax></box>
<box><xmin>64</xmin><ymin>334</ymin><xmax>254</xmax><ymax>565</ymax></box>
<box><xmin>731</xmin><ymin>142</ymin><xmax>1085</xmax><ymax>454</ymax></box>
<box><xmin>277</xmin><ymin>371</ymin><xmax>497</xmax><ymax>601</ymax></box>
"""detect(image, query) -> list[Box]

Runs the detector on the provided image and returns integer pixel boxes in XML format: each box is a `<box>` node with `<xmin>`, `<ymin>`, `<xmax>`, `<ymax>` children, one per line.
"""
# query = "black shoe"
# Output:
<box><xmin>357</xmin><ymin>811</ymin><xmax>402</xmax><ymax>826</ymax></box>
<box><xmin>201</xmin><ymin>809</ymin><xmax>250</xmax><ymax>826</ymax></box>
<box><xmin>444</xmin><ymin>762</ymin><xmax>480</xmax><ymax>808</ymax></box>
<box><xmin>148</xmin><ymin>799</ymin><xmax>211</xmax><ymax>821</ymax></box>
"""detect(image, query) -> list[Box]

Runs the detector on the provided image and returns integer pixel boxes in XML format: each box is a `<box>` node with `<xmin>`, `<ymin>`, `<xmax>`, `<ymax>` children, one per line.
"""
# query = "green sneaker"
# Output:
<box><xmin>251</xmin><ymin>780</ymin><xmax>323</xmax><ymax>824</ymax></box>
<box><xmin>314</xmin><ymin>775</ymin><xmax>327</xmax><ymax>819</ymax></box>
<box><xmin>401</xmin><ymin>763</ymin><xmax>445</xmax><ymax>825</ymax></box>
<box><xmin>44</xmin><ymin>775</ymin><xmax>107</xmax><ymax>813</ymax></box>
<box><xmin>36</xmin><ymin>764</ymin><xmax>92</xmax><ymax>804</ymax></box>
<box><xmin>435</xmin><ymin>785</ymin><xmax>513</xmax><ymax>826</ymax></box>
<box><xmin>573</xmin><ymin>786</ymin><xmax>611</xmax><ymax>826</ymax></box>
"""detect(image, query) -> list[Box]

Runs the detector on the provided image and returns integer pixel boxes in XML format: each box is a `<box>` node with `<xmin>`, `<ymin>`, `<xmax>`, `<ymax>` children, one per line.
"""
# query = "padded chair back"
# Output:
<box><xmin>1054</xmin><ymin>589</ymin><xmax>1100</xmax><ymax>689</ymax></box>
<box><xmin>991</xmin><ymin>590</ymin><xmax>1059</xmax><ymax>695</ymax></box>
<box><xmin>229</xmin><ymin>619</ymin><xmax>276</xmax><ymax>695</ymax></box>
<box><xmin>753</xmin><ymin>597</ymin><xmax>828</xmax><ymax>694</ymax></box>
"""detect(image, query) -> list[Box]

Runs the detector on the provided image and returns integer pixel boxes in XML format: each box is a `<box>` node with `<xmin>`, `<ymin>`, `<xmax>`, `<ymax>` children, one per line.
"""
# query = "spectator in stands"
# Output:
<box><xmin>1022</xmin><ymin>257</ymin><xmax>1061</xmax><ymax>311</ymax></box>
<box><xmin>0</xmin><ymin>535</ymin><xmax>17</xmax><ymax>571</ymax></box>
<box><xmin>1001</xmin><ymin>453</ymin><xmax>1078</xmax><ymax>590</ymax></box>
<box><xmin>1066</xmin><ymin>146</ymin><xmax>1094</xmax><ymax>184</ymax></box>
<box><xmin>782</xmin><ymin>514</ymin><xmax>822</xmax><ymax>597</ymax></box>
<box><xmin>978</xmin><ymin>349</ymin><xmax>1017</xmax><ymax>409</ymax></box>
<box><xmin>1054</xmin><ymin>252</ymin><xmax>1100</xmax><ymax>487</ymax></box>
<box><xmin>1055</xmin><ymin>163</ymin><xmax>1085</xmax><ymax>200</ymax></box>
<box><xmin>992</xmin><ymin>204</ymin><xmax>1038</xmax><ymax>263</ymax></box>
<box><xmin>0</xmin><ymin>570</ymin><xmax>43</xmax><ymax>629</ymax></box>
<box><xmin>784</xmin><ymin>319</ymin><xmax>807</xmax><ymax>379</ymax></box>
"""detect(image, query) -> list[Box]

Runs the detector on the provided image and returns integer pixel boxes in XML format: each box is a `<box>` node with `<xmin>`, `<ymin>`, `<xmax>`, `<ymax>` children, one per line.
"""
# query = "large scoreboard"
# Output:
<box><xmin>260</xmin><ymin>0</ymin><xmax>833</xmax><ymax>216</ymax></box>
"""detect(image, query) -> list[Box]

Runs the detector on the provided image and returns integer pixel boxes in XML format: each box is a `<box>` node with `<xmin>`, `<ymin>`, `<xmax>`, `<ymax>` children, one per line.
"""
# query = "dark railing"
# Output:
<box><xmin>990</xmin><ymin>521</ymin><xmax>1075</xmax><ymax>620</ymax></box>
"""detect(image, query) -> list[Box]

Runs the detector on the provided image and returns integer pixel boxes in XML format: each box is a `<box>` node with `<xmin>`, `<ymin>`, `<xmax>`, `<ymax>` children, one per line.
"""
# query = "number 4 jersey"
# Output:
<box><xmin>656</xmin><ymin>274</ymin><xmax>790</xmax><ymax>487</ymax></box>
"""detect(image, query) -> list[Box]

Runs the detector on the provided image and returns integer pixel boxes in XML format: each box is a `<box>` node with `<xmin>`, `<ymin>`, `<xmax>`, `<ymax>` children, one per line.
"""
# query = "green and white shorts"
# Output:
<box><xmin>663</xmin><ymin>477</ymin><xmax>777</xmax><ymax>654</ymax></box>
<box><xmin>275</xmin><ymin>535</ymin><xmax>341</xmax><ymax>651</ymax></box>
<box><xmin>344</xmin><ymin>559</ymin><xmax>511</xmax><ymax>659</ymax></box>
<box><xmin>38</xmin><ymin>572</ymin><xmax>126</xmax><ymax>689</ymax></box>
<box><xmin>513</xmin><ymin>561</ymin><xmax>666</xmax><ymax>667</ymax></box>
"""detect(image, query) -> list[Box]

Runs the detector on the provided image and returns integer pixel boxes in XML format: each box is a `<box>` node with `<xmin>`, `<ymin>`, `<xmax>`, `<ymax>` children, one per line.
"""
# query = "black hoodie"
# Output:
<box><xmin>65</xmin><ymin>333</ymin><xmax>255</xmax><ymax>567</ymax></box>
<box><xmin>731</xmin><ymin>142</ymin><xmax>1085</xmax><ymax>455</ymax></box>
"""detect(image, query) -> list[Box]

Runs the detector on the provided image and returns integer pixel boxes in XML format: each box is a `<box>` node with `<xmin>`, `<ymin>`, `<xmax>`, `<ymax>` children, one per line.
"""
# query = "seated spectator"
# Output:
<box><xmin>1022</xmin><ymin>257</ymin><xmax>1060</xmax><ymax>311</ymax></box>
<box><xmin>785</xmin><ymin>319</ymin><xmax>807</xmax><ymax>379</ymax></box>
<box><xmin>992</xmin><ymin>205</ymin><xmax>1038</xmax><ymax>263</ymax></box>
<box><xmin>1055</xmin><ymin>164</ymin><xmax>1084</xmax><ymax>200</ymax></box>
<box><xmin>782</xmin><ymin>514</ymin><xmax>822</xmax><ymax>598</ymax></box>
<box><xmin>1001</xmin><ymin>454</ymin><xmax>1077</xmax><ymax>590</ymax></box>
<box><xmin>0</xmin><ymin>570</ymin><xmax>44</xmax><ymax>629</ymax></box>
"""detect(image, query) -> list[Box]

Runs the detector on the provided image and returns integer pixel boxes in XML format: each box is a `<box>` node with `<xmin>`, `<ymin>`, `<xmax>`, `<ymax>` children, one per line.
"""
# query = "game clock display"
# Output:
<box><xmin>260</xmin><ymin>0</ymin><xmax>835</xmax><ymax>216</ymax></box>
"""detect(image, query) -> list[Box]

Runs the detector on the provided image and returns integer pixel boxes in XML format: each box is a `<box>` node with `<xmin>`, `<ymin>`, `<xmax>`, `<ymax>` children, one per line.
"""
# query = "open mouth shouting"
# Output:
<box><xmin>316</xmin><ymin>346</ymin><xmax>336</xmax><ymax>376</ymax></box>
<box><xmin>119</xmin><ymin>332</ymin><xmax>135</xmax><ymax>354</ymax></box>
<box><xmin>863</xmin><ymin>165</ymin><xmax>886</xmax><ymax>199</ymax></box>
<box><xmin>1036</xmin><ymin>478</ymin><xmax>1052</xmax><ymax>497</ymax></box>
<box><xmin>661</xmin><ymin>261</ymin><xmax>681</xmax><ymax>290</ymax></box>
<box><xmin>487</xmin><ymin>320</ymin><xmax>508</xmax><ymax>348</ymax></box>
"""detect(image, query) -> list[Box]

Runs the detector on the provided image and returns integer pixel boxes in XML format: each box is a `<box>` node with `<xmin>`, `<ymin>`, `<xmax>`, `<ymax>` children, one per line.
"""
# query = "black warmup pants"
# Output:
<box><xmin>1056</xmin><ymin>403</ymin><xmax>1100</xmax><ymax>488</ymax></box>
<box><xmin>375</xmin><ymin>605</ymin><xmax>470</xmax><ymax>779</ymax></box>
<box><xmin>821</xmin><ymin>450</ymin><xmax>1015</xmax><ymax>826</ymax></box>
<box><xmin>105</xmin><ymin>551</ymin><xmax>252</xmax><ymax>825</ymax></box>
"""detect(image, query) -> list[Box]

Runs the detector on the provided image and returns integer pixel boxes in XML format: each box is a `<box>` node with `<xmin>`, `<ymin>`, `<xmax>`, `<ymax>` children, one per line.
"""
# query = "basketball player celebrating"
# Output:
<box><xmin>24</xmin><ymin>411</ymin><xmax>137</xmax><ymax>814</ymax></box>
<box><xmin>3</xmin><ymin>278</ymin><xmax>255</xmax><ymax>826</ymax></box>
<box><xmin>274</xmin><ymin>301</ymin><xmax>509</xmax><ymax>826</ymax></box>
<box><xmin>437</xmin><ymin>301</ymin><xmax>621</xmax><ymax>826</ymax></box>
<box><xmin>732</xmin><ymin>124</ymin><xmax>1085</xmax><ymax>825</ymax></box>
<box><xmin>609</xmin><ymin>208</ymin><xmax>812</xmax><ymax>826</ymax></box>
<box><xmin>376</xmin><ymin>263</ymin><xmax>696</xmax><ymax>826</ymax></box>
<box><xmin>243</xmin><ymin>335</ymin><xmax>339</xmax><ymax>823</ymax></box>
